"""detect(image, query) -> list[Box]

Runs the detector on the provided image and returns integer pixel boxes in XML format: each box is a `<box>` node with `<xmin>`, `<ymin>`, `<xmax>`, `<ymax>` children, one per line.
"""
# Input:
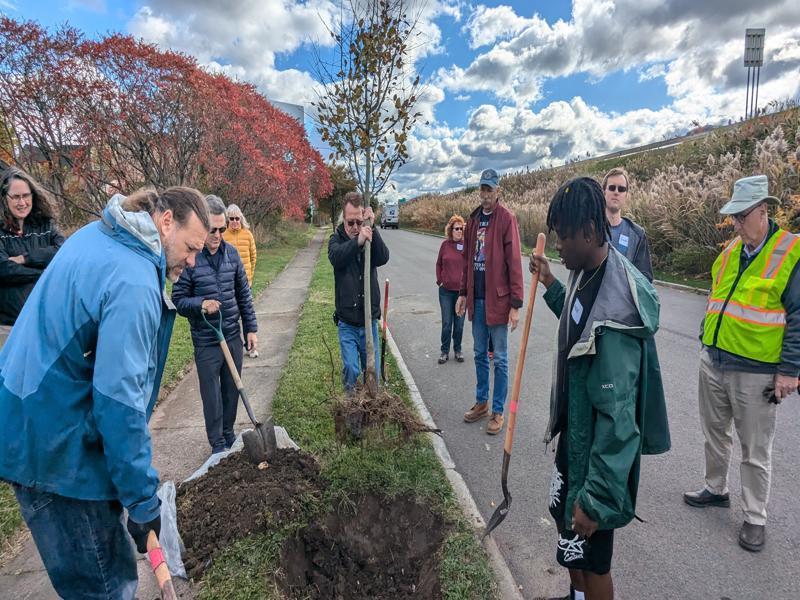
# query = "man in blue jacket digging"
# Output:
<box><xmin>0</xmin><ymin>187</ymin><xmax>208</xmax><ymax>599</ymax></box>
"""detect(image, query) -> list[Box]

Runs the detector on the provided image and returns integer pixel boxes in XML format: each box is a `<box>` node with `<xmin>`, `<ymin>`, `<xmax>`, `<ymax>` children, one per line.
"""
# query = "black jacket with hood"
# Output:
<box><xmin>0</xmin><ymin>218</ymin><xmax>65</xmax><ymax>325</ymax></box>
<box><xmin>328</xmin><ymin>224</ymin><xmax>390</xmax><ymax>327</ymax></box>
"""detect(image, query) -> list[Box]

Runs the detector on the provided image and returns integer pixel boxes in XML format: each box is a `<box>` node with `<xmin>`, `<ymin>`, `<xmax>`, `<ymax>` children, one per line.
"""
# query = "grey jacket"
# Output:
<box><xmin>610</xmin><ymin>217</ymin><xmax>653</xmax><ymax>282</ymax></box>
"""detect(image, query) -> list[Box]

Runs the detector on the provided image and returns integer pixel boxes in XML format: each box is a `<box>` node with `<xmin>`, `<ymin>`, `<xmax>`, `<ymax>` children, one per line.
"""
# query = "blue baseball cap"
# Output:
<box><xmin>479</xmin><ymin>168</ymin><xmax>499</xmax><ymax>189</ymax></box>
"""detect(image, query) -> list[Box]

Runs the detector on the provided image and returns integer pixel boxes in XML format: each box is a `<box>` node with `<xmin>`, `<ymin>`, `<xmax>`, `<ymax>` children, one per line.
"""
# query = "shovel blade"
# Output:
<box><xmin>483</xmin><ymin>451</ymin><xmax>513</xmax><ymax>538</ymax></box>
<box><xmin>483</xmin><ymin>494</ymin><xmax>511</xmax><ymax>539</ymax></box>
<box><xmin>242</xmin><ymin>418</ymin><xmax>278</xmax><ymax>464</ymax></box>
<box><xmin>260</xmin><ymin>417</ymin><xmax>278</xmax><ymax>460</ymax></box>
<box><xmin>242</xmin><ymin>429</ymin><xmax>268</xmax><ymax>464</ymax></box>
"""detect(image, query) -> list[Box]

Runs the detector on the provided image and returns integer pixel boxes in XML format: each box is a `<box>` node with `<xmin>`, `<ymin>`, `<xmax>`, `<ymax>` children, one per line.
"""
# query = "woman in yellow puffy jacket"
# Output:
<box><xmin>223</xmin><ymin>203</ymin><xmax>257</xmax><ymax>286</ymax></box>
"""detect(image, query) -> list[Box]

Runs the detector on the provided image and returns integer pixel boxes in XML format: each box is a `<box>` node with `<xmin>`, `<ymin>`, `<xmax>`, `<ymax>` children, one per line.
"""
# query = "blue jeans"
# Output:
<box><xmin>472</xmin><ymin>299</ymin><xmax>509</xmax><ymax>414</ymax></box>
<box><xmin>12</xmin><ymin>484</ymin><xmax>138</xmax><ymax>599</ymax></box>
<box><xmin>338</xmin><ymin>320</ymin><xmax>381</xmax><ymax>391</ymax></box>
<box><xmin>438</xmin><ymin>287</ymin><xmax>465</xmax><ymax>354</ymax></box>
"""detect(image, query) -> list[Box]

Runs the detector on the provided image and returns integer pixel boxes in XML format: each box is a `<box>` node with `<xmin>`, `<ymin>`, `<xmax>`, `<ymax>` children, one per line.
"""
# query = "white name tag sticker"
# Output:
<box><xmin>619</xmin><ymin>234</ymin><xmax>629</xmax><ymax>249</ymax></box>
<box><xmin>571</xmin><ymin>298</ymin><xmax>584</xmax><ymax>324</ymax></box>
<box><xmin>456</xmin><ymin>243</ymin><xmax>463</xmax><ymax>251</ymax></box>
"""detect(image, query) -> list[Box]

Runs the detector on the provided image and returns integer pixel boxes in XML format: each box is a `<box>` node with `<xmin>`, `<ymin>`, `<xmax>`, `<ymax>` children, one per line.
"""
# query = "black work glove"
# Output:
<box><xmin>126</xmin><ymin>515</ymin><xmax>161</xmax><ymax>554</ymax></box>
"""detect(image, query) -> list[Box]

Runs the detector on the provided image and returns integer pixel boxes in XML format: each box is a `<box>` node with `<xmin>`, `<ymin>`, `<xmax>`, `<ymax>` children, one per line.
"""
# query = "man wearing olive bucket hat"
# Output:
<box><xmin>684</xmin><ymin>175</ymin><xmax>800</xmax><ymax>553</ymax></box>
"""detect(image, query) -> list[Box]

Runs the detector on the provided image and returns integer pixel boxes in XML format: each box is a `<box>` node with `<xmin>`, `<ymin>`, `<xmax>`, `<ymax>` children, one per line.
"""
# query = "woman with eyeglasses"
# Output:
<box><xmin>0</xmin><ymin>168</ymin><xmax>64</xmax><ymax>342</ymax></box>
<box><xmin>223</xmin><ymin>203</ymin><xmax>257</xmax><ymax>286</ymax></box>
<box><xmin>436</xmin><ymin>215</ymin><xmax>467</xmax><ymax>364</ymax></box>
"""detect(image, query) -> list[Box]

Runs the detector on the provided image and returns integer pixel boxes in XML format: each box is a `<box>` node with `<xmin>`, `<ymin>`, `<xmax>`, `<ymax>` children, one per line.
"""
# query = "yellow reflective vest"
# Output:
<box><xmin>703</xmin><ymin>227</ymin><xmax>800</xmax><ymax>363</ymax></box>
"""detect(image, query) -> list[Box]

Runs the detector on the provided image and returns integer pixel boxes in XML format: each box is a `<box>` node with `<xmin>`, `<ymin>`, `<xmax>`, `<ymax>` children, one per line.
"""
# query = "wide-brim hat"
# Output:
<box><xmin>720</xmin><ymin>174</ymin><xmax>780</xmax><ymax>215</ymax></box>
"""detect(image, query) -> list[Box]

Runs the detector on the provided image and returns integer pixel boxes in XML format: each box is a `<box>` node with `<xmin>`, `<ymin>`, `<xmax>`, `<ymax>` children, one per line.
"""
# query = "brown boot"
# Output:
<box><xmin>463</xmin><ymin>402</ymin><xmax>489</xmax><ymax>423</ymax></box>
<box><xmin>486</xmin><ymin>412</ymin><xmax>504</xmax><ymax>435</ymax></box>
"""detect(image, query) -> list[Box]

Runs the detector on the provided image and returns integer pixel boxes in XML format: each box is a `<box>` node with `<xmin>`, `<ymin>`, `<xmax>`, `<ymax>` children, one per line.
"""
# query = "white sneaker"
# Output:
<box><xmin>248</xmin><ymin>348</ymin><xmax>259</xmax><ymax>358</ymax></box>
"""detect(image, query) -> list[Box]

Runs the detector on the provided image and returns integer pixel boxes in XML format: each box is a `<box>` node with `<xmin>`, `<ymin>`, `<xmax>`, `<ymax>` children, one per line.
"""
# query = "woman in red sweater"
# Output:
<box><xmin>436</xmin><ymin>215</ymin><xmax>467</xmax><ymax>364</ymax></box>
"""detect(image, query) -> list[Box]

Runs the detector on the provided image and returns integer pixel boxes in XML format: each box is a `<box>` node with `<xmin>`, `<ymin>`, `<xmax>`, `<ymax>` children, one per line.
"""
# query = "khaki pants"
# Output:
<box><xmin>698</xmin><ymin>350</ymin><xmax>777</xmax><ymax>525</ymax></box>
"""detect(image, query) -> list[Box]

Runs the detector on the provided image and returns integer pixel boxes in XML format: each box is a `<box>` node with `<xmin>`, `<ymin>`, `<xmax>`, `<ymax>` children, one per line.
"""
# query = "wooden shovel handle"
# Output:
<box><xmin>219</xmin><ymin>337</ymin><xmax>244</xmax><ymax>391</ymax></box>
<box><xmin>504</xmin><ymin>233</ymin><xmax>546</xmax><ymax>455</ymax></box>
<box><xmin>147</xmin><ymin>531</ymin><xmax>177</xmax><ymax>600</ymax></box>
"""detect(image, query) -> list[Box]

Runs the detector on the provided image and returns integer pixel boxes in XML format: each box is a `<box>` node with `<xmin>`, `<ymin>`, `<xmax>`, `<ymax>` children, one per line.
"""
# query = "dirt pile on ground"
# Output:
<box><xmin>333</xmin><ymin>385</ymin><xmax>440</xmax><ymax>443</ymax></box>
<box><xmin>176</xmin><ymin>449</ymin><xmax>325</xmax><ymax>579</ymax></box>
<box><xmin>280</xmin><ymin>494</ymin><xmax>446</xmax><ymax>599</ymax></box>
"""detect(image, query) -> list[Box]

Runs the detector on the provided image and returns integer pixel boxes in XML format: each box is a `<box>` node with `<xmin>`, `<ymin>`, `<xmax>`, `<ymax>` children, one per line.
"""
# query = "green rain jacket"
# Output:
<box><xmin>543</xmin><ymin>247</ymin><xmax>670</xmax><ymax>530</ymax></box>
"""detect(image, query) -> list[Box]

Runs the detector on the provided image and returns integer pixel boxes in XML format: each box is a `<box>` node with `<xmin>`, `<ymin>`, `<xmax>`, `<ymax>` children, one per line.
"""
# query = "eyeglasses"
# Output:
<box><xmin>229</xmin><ymin>216</ymin><xmax>240</xmax><ymax>221</ymax></box>
<box><xmin>453</xmin><ymin>227</ymin><xmax>463</xmax><ymax>231</ymax></box>
<box><xmin>346</xmin><ymin>219</ymin><xmax>363</xmax><ymax>227</ymax></box>
<box><xmin>7</xmin><ymin>193</ymin><xmax>32</xmax><ymax>202</ymax></box>
<box><xmin>732</xmin><ymin>205</ymin><xmax>759</xmax><ymax>223</ymax></box>
<box><xmin>606</xmin><ymin>185</ymin><xmax>627</xmax><ymax>193</ymax></box>
<box><xmin>209</xmin><ymin>226</ymin><xmax>227</xmax><ymax>234</ymax></box>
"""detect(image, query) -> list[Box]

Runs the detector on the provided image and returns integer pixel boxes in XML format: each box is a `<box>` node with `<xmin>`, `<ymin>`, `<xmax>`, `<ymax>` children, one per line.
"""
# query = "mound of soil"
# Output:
<box><xmin>280</xmin><ymin>494</ymin><xmax>446</xmax><ymax>599</ymax></box>
<box><xmin>176</xmin><ymin>449</ymin><xmax>325</xmax><ymax>579</ymax></box>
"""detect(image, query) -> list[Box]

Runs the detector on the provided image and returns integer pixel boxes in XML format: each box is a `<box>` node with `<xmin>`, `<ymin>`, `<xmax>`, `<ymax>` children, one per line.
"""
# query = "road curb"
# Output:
<box><xmin>385</xmin><ymin>330</ymin><xmax>524</xmax><ymax>600</ymax></box>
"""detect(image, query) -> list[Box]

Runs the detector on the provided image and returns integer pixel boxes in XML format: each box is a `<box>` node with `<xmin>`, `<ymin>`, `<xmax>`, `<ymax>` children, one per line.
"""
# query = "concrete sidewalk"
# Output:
<box><xmin>0</xmin><ymin>230</ymin><xmax>325</xmax><ymax>600</ymax></box>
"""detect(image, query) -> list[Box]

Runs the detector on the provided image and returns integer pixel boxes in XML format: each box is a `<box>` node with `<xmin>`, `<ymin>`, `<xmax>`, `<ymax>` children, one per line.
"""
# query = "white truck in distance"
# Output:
<box><xmin>380</xmin><ymin>203</ymin><xmax>399</xmax><ymax>229</ymax></box>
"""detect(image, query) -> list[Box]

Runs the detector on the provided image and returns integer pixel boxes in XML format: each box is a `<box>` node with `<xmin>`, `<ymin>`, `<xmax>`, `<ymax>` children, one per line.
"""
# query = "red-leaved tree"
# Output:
<box><xmin>0</xmin><ymin>16</ymin><xmax>331</xmax><ymax>226</ymax></box>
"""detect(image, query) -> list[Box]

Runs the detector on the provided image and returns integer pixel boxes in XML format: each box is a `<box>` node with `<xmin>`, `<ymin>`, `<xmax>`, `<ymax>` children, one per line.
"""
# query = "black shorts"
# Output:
<box><xmin>548</xmin><ymin>433</ymin><xmax>614</xmax><ymax>575</ymax></box>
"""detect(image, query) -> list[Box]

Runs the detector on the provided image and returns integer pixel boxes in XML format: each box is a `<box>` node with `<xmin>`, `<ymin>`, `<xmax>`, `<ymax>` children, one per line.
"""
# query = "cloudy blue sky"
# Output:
<box><xmin>7</xmin><ymin>0</ymin><xmax>800</xmax><ymax>200</ymax></box>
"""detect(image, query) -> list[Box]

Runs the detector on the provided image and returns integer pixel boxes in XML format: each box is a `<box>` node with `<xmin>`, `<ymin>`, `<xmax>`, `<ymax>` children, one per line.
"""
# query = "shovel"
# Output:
<box><xmin>380</xmin><ymin>278</ymin><xmax>389</xmax><ymax>382</ymax></box>
<box><xmin>147</xmin><ymin>531</ymin><xmax>177</xmax><ymax>600</ymax></box>
<box><xmin>484</xmin><ymin>232</ymin><xmax>546</xmax><ymax>538</ymax></box>
<box><xmin>201</xmin><ymin>308</ymin><xmax>277</xmax><ymax>464</ymax></box>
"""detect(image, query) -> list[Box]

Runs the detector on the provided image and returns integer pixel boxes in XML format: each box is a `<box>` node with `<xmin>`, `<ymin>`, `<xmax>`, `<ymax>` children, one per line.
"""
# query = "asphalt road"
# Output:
<box><xmin>376</xmin><ymin>228</ymin><xmax>800</xmax><ymax>600</ymax></box>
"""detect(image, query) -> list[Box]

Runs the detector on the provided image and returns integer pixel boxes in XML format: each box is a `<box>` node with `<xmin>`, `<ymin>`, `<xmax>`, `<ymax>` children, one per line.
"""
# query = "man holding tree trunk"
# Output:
<box><xmin>328</xmin><ymin>191</ymin><xmax>389</xmax><ymax>392</ymax></box>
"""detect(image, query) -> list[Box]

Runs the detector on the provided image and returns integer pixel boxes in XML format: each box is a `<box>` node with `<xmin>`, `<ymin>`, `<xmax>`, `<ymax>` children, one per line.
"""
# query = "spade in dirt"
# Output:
<box><xmin>484</xmin><ymin>233</ymin><xmax>546</xmax><ymax>538</ymax></box>
<box><xmin>202</xmin><ymin>309</ymin><xmax>277</xmax><ymax>464</ymax></box>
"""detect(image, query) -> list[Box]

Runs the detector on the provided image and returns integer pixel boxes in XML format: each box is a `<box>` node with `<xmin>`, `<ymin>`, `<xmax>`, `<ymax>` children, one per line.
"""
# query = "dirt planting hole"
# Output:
<box><xmin>280</xmin><ymin>494</ymin><xmax>446</xmax><ymax>599</ymax></box>
<box><xmin>176</xmin><ymin>449</ymin><xmax>326</xmax><ymax>579</ymax></box>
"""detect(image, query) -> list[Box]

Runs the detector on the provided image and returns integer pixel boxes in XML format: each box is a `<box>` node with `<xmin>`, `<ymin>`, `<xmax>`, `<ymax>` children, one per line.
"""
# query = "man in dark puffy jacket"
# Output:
<box><xmin>172</xmin><ymin>195</ymin><xmax>257</xmax><ymax>454</ymax></box>
<box><xmin>328</xmin><ymin>191</ymin><xmax>389</xmax><ymax>391</ymax></box>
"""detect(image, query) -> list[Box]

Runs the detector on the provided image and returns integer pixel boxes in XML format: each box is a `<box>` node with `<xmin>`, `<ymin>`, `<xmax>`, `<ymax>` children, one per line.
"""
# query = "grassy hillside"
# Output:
<box><xmin>402</xmin><ymin>107</ymin><xmax>800</xmax><ymax>278</ymax></box>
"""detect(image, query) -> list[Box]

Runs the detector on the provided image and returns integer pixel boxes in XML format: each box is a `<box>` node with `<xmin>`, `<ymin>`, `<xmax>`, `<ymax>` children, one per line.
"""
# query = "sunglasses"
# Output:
<box><xmin>732</xmin><ymin>205</ymin><xmax>760</xmax><ymax>223</ymax></box>
<box><xmin>346</xmin><ymin>219</ymin><xmax>363</xmax><ymax>227</ymax></box>
<box><xmin>229</xmin><ymin>216</ymin><xmax>240</xmax><ymax>221</ymax></box>
<box><xmin>606</xmin><ymin>185</ymin><xmax>627</xmax><ymax>193</ymax></box>
<box><xmin>209</xmin><ymin>226</ymin><xmax>227</xmax><ymax>234</ymax></box>
<box><xmin>453</xmin><ymin>227</ymin><xmax>464</xmax><ymax>231</ymax></box>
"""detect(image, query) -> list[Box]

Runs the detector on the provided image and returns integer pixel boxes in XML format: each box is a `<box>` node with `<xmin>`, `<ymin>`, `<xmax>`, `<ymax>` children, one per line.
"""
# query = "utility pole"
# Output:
<box><xmin>744</xmin><ymin>29</ymin><xmax>765</xmax><ymax>120</ymax></box>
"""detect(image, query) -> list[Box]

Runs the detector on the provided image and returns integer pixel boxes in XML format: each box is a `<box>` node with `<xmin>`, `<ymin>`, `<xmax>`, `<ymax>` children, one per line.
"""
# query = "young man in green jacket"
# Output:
<box><xmin>529</xmin><ymin>177</ymin><xmax>669</xmax><ymax>600</ymax></box>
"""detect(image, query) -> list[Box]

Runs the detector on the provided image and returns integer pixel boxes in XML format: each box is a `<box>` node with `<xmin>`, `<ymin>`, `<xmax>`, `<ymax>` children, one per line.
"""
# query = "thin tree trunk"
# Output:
<box><xmin>362</xmin><ymin>156</ymin><xmax>378</xmax><ymax>398</ymax></box>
